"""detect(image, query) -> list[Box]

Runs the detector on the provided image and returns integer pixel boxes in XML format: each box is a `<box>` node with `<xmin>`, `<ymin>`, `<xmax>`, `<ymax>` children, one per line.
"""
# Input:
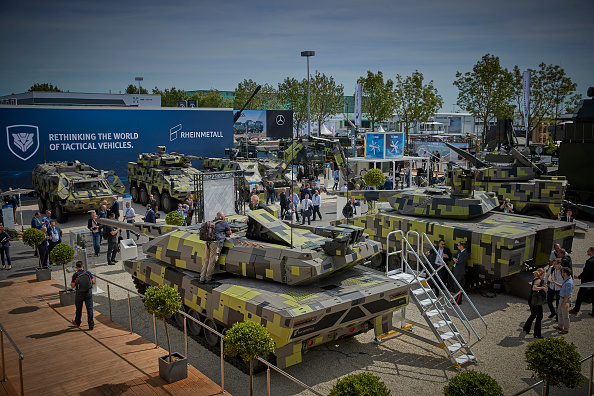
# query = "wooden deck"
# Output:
<box><xmin>0</xmin><ymin>276</ymin><xmax>227</xmax><ymax>396</ymax></box>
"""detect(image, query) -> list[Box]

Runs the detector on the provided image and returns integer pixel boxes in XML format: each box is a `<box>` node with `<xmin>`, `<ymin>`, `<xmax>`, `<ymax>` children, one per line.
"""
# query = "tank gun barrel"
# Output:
<box><xmin>233</xmin><ymin>85</ymin><xmax>261</xmax><ymax>123</ymax></box>
<box><xmin>444</xmin><ymin>142</ymin><xmax>490</xmax><ymax>168</ymax></box>
<box><xmin>97</xmin><ymin>217</ymin><xmax>184</xmax><ymax>238</ymax></box>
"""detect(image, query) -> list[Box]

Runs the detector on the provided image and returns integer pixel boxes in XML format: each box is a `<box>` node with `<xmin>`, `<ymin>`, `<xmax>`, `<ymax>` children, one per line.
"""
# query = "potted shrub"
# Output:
<box><xmin>22</xmin><ymin>228</ymin><xmax>50</xmax><ymax>281</ymax></box>
<box><xmin>165</xmin><ymin>211</ymin><xmax>184</xmax><ymax>226</ymax></box>
<box><xmin>329</xmin><ymin>372</ymin><xmax>391</xmax><ymax>396</ymax></box>
<box><xmin>525</xmin><ymin>337</ymin><xmax>583</xmax><ymax>395</ymax></box>
<box><xmin>443</xmin><ymin>370</ymin><xmax>503</xmax><ymax>396</ymax></box>
<box><xmin>143</xmin><ymin>285</ymin><xmax>186</xmax><ymax>383</ymax></box>
<box><xmin>363</xmin><ymin>169</ymin><xmax>386</xmax><ymax>214</ymax></box>
<box><xmin>224</xmin><ymin>320</ymin><xmax>276</xmax><ymax>396</ymax></box>
<box><xmin>49</xmin><ymin>243</ymin><xmax>76</xmax><ymax>306</ymax></box>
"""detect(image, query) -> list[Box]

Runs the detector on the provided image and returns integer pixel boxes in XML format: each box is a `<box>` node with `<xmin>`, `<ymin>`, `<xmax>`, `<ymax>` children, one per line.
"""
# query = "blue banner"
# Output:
<box><xmin>385</xmin><ymin>133</ymin><xmax>404</xmax><ymax>159</ymax></box>
<box><xmin>0</xmin><ymin>107</ymin><xmax>232</xmax><ymax>190</ymax></box>
<box><xmin>365</xmin><ymin>133</ymin><xmax>384</xmax><ymax>159</ymax></box>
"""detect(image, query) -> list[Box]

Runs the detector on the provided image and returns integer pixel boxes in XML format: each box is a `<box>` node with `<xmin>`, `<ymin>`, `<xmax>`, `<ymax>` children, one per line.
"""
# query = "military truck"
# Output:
<box><xmin>99</xmin><ymin>210</ymin><xmax>410</xmax><ymax>369</ymax></box>
<box><xmin>32</xmin><ymin>161</ymin><xmax>125</xmax><ymax>223</ymax></box>
<box><xmin>128</xmin><ymin>146</ymin><xmax>201</xmax><ymax>213</ymax></box>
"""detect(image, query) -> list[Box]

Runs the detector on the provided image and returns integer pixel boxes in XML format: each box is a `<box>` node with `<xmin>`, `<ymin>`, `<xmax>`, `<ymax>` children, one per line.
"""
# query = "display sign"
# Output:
<box><xmin>365</xmin><ymin>133</ymin><xmax>385</xmax><ymax>159</ymax></box>
<box><xmin>234</xmin><ymin>110</ymin><xmax>293</xmax><ymax>139</ymax></box>
<box><xmin>385</xmin><ymin>133</ymin><xmax>404</xmax><ymax>159</ymax></box>
<box><xmin>0</xmin><ymin>107</ymin><xmax>232</xmax><ymax>190</ymax></box>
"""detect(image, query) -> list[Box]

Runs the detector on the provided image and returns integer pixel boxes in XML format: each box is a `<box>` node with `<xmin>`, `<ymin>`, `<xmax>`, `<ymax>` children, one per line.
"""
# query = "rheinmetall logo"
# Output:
<box><xmin>169</xmin><ymin>124</ymin><xmax>223</xmax><ymax>142</ymax></box>
<box><xmin>6</xmin><ymin>125</ymin><xmax>40</xmax><ymax>161</ymax></box>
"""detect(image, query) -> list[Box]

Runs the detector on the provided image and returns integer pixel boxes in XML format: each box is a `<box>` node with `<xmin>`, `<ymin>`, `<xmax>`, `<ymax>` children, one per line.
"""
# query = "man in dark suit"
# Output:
<box><xmin>569</xmin><ymin>246</ymin><xmax>594</xmax><ymax>317</ymax></box>
<box><xmin>110</xmin><ymin>196</ymin><xmax>120</xmax><ymax>220</ymax></box>
<box><xmin>452</xmin><ymin>241</ymin><xmax>469</xmax><ymax>305</ymax></box>
<box><xmin>425</xmin><ymin>239</ymin><xmax>451</xmax><ymax>297</ymax></box>
<box><xmin>560</xmin><ymin>210</ymin><xmax>574</xmax><ymax>222</ymax></box>
<box><xmin>46</xmin><ymin>220</ymin><xmax>62</xmax><ymax>266</ymax></box>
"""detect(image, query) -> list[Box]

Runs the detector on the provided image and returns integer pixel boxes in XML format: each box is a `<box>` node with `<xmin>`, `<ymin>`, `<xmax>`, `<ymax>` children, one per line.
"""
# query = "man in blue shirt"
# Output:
<box><xmin>333</xmin><ymin>169</ymin><xmax>339</xmax><ymax>190</ymax></box>
<box><xmin>42</xmin><ymin>209</ymin><xmax>52</xmax><ymax>228</ymax></box>
<box><xmin>553</xmin><ymin>267</ymin><xmax>574</xmax><ymax>334</ymax></box>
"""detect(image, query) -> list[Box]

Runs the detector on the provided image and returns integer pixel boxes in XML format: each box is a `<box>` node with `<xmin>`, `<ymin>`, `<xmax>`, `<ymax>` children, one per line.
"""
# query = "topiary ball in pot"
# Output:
<box><xmin>443</xmin><ymin>370</ymin><xmax>503</xmax><ymax>396</ymax></box>
<box><xmin>525</xmin><ymin>337</ymin><xmax>582</xmax><ymax>389</ymax></box>
<box><xmin>165</xmin><ymin>211</ymin><xmax>184</xmax><ymax>226</ymax></box>
<box><xmin>329</xmin><ymin>372</ymin><xmax>391</xmax><ymax>396</ymax></box>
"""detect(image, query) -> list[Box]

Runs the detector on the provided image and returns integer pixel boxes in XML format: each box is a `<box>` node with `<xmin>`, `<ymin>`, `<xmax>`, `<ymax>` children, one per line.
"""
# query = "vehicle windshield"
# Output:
<box><xmin>74</xmin><ymin>180</ymin><xmax>104</xmax><ymax>191</ymax></box>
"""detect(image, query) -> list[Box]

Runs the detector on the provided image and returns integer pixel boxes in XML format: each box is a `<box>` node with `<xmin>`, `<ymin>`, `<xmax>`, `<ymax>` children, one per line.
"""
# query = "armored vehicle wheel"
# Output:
<box><xmin>187</xmin><ymin>309</ymin><xmax>203</xmax><ymax>336</ymax></box>
<box><xmin>370</xmin><ymin>253</ymin><xmax>383</xmax><ymax>268</ymax></box>
<box><xmin>153</xmin><ymin>192</ymin><xmax>162</xmax><ymax>210</ymax></box>
<box><xmin>139</xmin><ymin>187</ymin><xmax>149</xmax><ymax>206</ymax></box>
<box><xmin>132</xmin><ymin>277</ymin><xmax>148</xmax><ymax>294</ymax></box>
<box><xmin>130</xmin><ymin>185</ymin><xmax>139</xmax><ymax>203</ymax></box>
<box><xmin>50</xmin><ymin>201</ymin><xmax>59</xmax><ymax>219</ymax></box>
<box><xmin>38</xmin><ymin>196</ymin><xmax>47</xmax><ymax>213</ymax></box>
<box><xmin>162</xmin><ymin>192</ymin><xmax>176</xmax><ymax>213</ymax></box>
<box><xmin>55</xmin><ymin>203</ymin><xmax>68</xmax><ymax>224</ymax></box>
<box><xmin>174</xmin><ymin>305</ymin><xmax>186</xmax><ymax>328</ymax></box>
<box><xmin>203</xmin><ymin>318</ymin><xmax>220</xmax><ymax>346</ymax></box>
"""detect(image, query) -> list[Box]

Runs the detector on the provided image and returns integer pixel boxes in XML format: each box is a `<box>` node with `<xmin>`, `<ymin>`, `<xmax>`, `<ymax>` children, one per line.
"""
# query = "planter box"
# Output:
<box><xmin>36</xmin><ymin>268</ymin><xmax>52</xmax><ymax>282</ymax></box>
<box><xmin>158</xmin><ymin>352</ymin><xmax>187</xmax><ymax>383</ymax></box>
<box><xmin>59</xmin><ymin>289</ymin><xmax>76</xmax><ymax>306</ymax></box>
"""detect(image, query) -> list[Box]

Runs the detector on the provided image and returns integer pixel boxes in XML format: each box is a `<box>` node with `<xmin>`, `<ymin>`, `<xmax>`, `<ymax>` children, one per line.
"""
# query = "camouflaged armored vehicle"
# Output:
<box><xmin>446</xmin><ymin>143</ymin><xmax>567</xmax><ymax>219</ymax></box>
<box><xmin>128</xmin><ymin>146</ymin><xmax>201</xmax><ymax>213</ymax></box>
<box><xmin>99</xmin><ymin>210</ymin><xmax>410</xmax><ymax>369</ymax></box>
<box><xmin>32</xmin><ymin>161</ymin><xmax>125</xmax><ymax>223</ymax></box>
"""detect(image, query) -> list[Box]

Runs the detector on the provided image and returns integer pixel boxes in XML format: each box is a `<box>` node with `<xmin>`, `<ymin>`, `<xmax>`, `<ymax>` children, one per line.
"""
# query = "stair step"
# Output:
<box><xmin>432</xmin><ymin>320</ymin><xmax>452</xmax><ymax>329</ymax></box>
<box><xmin>439</xmin><ymin>331</ymin><xmax>460</xmax><ymax>341</ymax></box>
<box><xmin>389</xmin><ymin>273</ymin><xmax>425</xmax><ymax>283</ymax></box>
<box><xmin>419</xmin><ymin>298</ymin><xmax>435</xmax><ymax>307</ymax></box>
<box><xmin>455</xmin><ymin>354</ymin><xmax>476</xmax><ymax>365</ymax></box>
<box><xmin>426</xmin><ymin>309</ymin><xmax>446</xmax><ymax>318</ymax></box>
<box><xmin>447</xmin><ymin>343</ymin><xmax>462</xmax><ymax>353</ymax></box>
<box><xmin>413</xmin><ymin>288</ymin><xmax>432</xmax><ymax>296</ymax></box>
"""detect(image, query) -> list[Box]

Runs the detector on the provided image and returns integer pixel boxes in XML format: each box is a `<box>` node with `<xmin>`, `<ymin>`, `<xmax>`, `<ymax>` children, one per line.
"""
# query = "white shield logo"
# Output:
<box><xmin>6</xmin><ymin>125</ymin><xmax>40</xmax><ymax>161</ymax></box>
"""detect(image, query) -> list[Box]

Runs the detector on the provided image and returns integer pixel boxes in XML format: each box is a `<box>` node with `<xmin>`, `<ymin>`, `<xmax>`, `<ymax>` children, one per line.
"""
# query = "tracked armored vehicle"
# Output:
<box><xmin>101</xmin><ymin>211</ymin><xmax>410</xmax><ymax>369</ymax></box>
<box><xmin>32</xmin><ymin>161</ymin><xmax>125</xmax><ymax>223</ymax></box>
<box><xmin>128</xmin><ymin>146</ymin><xmax>201</xmax><ymax>213</ymax></box>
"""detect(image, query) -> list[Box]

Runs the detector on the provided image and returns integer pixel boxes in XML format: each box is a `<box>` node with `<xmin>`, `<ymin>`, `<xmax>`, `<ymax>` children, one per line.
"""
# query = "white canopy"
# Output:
<box><xmin>320</xmin><ymin>124</ymin><xmax>333</xmax><ymax>136</ymax></box>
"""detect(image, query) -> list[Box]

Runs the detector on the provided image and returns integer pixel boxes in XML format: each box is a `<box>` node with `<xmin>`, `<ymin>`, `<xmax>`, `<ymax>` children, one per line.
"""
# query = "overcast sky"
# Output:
<box><xmin>1</xmin><ymin>0</ymin><xmax>592</xmax><ymax>111</ymax></box>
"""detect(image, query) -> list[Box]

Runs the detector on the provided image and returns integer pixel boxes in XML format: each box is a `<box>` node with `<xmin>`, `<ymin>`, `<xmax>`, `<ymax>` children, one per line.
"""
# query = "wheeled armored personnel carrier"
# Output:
<box><xmin>100</xmin><ymin>210</ymin><xmax>410</xmax><ymax>369</ymax></box>
<box><xmin>128</xmin><ymin>146</ymin><xmax>201</xmax><ymax>213</ymax></box>
<box><xmin>32</xmin><ymin>161</ymin><xmax>125</xmax><ymax>223</ymax></box>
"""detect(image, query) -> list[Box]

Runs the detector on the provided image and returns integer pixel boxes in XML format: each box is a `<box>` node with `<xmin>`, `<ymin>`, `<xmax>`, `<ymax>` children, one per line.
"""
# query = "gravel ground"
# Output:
<box><xmin>1</xmin><ymin>196</ymin><xmax>593</xmax><ymax>396</ymax></box>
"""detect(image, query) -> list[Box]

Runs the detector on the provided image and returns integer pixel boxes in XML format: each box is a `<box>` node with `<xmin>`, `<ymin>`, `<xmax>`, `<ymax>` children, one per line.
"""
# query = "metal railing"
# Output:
<box><xmin>95</xmin><ymin>275</ymin><xmax>322</xmax><ymax>395</ymax></box>
<box><xmin>0</xmin><ymin>321</ymin><xmax>24</xmax><ymax>396</ymax></box>
<box><xmin>512</xmin><ymin>353</ymin><xmax>593</xmax><ymax>396</ymax></box>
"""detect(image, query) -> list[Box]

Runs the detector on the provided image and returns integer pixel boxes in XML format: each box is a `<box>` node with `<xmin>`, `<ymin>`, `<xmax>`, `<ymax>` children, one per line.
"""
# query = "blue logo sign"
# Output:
<box><xmin>365</xmin><ymin>133</ymin><xmax>384</xmax><ymax>159</ymax></box>
<box><xmin>6</xmin><ymin>124</ymin><xmax>40</xmax><ymax>161</ymax></box>
<box><xmin>385</xmin><ymin>133</ymin><xmax>404</xmax><ymax>158</ymax></box>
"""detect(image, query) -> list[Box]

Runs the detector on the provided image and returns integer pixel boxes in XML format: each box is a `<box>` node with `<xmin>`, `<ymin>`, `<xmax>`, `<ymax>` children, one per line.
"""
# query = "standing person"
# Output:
<box><xmin>284</xmin><ymin>203</ymin><xmax>296</xmax><ymax>222</ymax></box>
<box><xmin>549</xmin><ymin>243</ymin><xmax>562</xmax><ymax>265</ymax></box>
<box><xmin>523</xmin><ymin>268</ymin><xmax>547</xmax><ymax>338</ymax></box>
<box><xmin>105</xmin><ymin>213</ymin><xmax>120</xmax><ymax>266</ymax></box>
<box><xmin>71</xmin><ymin>261</ymin><xmax>95</xmax><ymax>330</ymax></box>
<box><xmin>38</xmin><ymin>225</ymin><xmax>49</xmax><ymax>268</ymax></box>
<box><xmin>144</xmin><ymin>204</ymin><xmax>156</xmax><ymax>224</ymax></box>
<box><xmin>110</xmin><ymin>196</ymin><xmax>120</xmax><ymax>220</ymax></box>
<box><xmin>87</xmin><ymin>212</ymin><xmax>101</xmax><ymax>257</ymax></box>
<box><xmin>31</xmin><ymin>212</ymin><xmax>43</xmax><ymax>230</ymax></box>
<box><xmin>0</xmin><ymin>226</ymin><xmax>12</xmax><ymax>270</ymax></box>
<box><xmin>200</xmin><ymin>212</ymin><xmax>232</xmax><ymax>284</ymax></box>
<box><xmin>343</xmin><ymin>197</ymin><xmax>359</xmax><ymax>219</ymax></box>
<box><xmin>311</xmin><ymin>190</ymin><xmax>322</xmax><ymax>221</ymax></box>
<box><xmin>46</xmin><ymin>220</ymin><xmax>62</xmax><ymax>266</ymax></box>
<box><xmin>551</xmin><ymin>267</ymin><xmax>574</xmax><ymax>334</ymax></box>
<box><xmin>558</xmin><ymin>249</ymin><xmax>572</xmax><ymax>270</ymax></box>
<box><xmin>176</xmin><ymin>203</ymin><xmax>187</xmax><ymax>224</ymax></box>
<box><xmin>340</xmin><ymin>183</ymin><xmax>348</xmax><ymax>192</ymax></box>
<box><xmin>148</xmin><ymin>194</ymin><xmax>158</xmax><ymax>213</ymax></box>
<box><xmin>499</xmin><ymin>198</ymin><xmax>514</xmax><ymax>213</ymax></box>
<box><xmin>545</xmin><ymin>258</ymin><xmax>563</xmax><ymax>320</ymax></box>
<box><xmin>4</xmin><ymin>188</ymin><xmax>20</xmax><ymax>224</ymax></box>
<box><xmin>452</xmin><ymin>241</ymin><xmax>469</xmax><ymax>305</ymax></box>
<box><xmin>425</xmin><ymin>239</ymin><xmax>451</xmax><ymax>297</ymax></box>
<box><xmin>265</xmin><ymin>181</ymin><xmax>275</xmax><ymax>205</ymax></box>
<box><xmin>569</xmin><ymin>247</ymin><xmax>594</xmax><ymax>317</ymax></box>
<box><xmin>290</xmin><ymin>189</ymin><xmax>300</xmax><ymax>222</ymax></box>
<box><xmin>301</xmin><ymin>193</ymin><xmax>313</xmax><ymax>225</ymax></box>
<box><xmin>560</xmin><ymin>210</ymin><xmax>574</xmax><ymax>222</ymax></box>
<box><xmin>333</xmin><ymin>169</ymin><xmax>339</xmax><ymax>190</ymax></box>
<box><xmin>42</xmin><ymin>210</ymin><xmax>52</xmax><ymax>228</ymax></box>
<box><xmin>279</xmin><ymin>188</ymin><xmax>287</xmax><ymax>219</ymax></box>
<box><xmin>185</xmin><ymin>195</ymin><xmax>194</xmax><ymax>226</ymax></box>
<box><xmin>404</xmin><ymin>163</ymin><xmax>411</xmax><ymax>188</ymax></box>
<box><xmin>311</xmin><ymin>181</ymin><xmax>320</xmax><ymax>195</ymax></box>
<box><xmin>97</xmin><ymin>204</ymin><xmax>107</xmax><ymax>219</ymax></box>
<box><xmin>123</xmin><ymin>202</ymin><xmax>140</xmax><ymax>240</ymax></box>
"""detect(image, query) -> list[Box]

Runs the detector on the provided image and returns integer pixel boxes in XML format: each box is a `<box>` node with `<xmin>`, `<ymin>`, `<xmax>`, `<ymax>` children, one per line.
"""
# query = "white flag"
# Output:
<box><xmin>523</xmin><ymin>71</ymin><xmax>530</xmax><ymax>136</ymax></box>
<box><xmin>355</xmin><ymin>83</ymin><xmax>362</xmax><ymax>127</ymax></box>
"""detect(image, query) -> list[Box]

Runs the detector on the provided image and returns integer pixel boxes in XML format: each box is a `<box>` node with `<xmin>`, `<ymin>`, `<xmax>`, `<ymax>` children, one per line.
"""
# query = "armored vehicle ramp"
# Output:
<box><xmin>376</xmin><ymin>231</ymin><xmax>487</xmax><ymax>369</ymax></box>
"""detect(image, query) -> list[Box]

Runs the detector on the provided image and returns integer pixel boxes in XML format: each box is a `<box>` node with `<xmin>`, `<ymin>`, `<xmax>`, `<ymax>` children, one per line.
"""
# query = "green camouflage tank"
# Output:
<box><xmin>32</xmin><ymin>161</ymin><xmax>125</xmax><ymax>223</ymax></box>
<box><xmin>128</xmin><ymin>146</ymin><xmax>201</xmax><ymax>213</ymax></box>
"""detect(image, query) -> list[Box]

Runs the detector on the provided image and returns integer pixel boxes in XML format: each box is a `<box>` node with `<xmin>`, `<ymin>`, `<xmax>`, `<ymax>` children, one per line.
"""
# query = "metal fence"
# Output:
<box><xmin>95</xmin><ymin>274</ymin><xmax>322</xmax><ymax>395</ymax></box>
<box><xmin>0</xmin><ymin>320</ymin><xmax>24</xmax><ymax>396</ymax></box>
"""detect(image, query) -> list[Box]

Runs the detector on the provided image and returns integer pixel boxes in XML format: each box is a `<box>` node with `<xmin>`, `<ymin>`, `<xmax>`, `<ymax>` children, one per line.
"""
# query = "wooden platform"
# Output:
<box><xmin>0</xmin><ymin>276</ymin><xmax>227</xmax><ymax>396</ymax></box>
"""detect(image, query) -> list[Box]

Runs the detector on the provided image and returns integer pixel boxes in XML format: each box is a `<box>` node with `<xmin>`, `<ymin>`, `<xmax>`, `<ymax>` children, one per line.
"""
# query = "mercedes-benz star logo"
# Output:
<box><xmin>276</xmin><ymin>115</ymin><xmax>285</xmax><ymax>126</ymax></box>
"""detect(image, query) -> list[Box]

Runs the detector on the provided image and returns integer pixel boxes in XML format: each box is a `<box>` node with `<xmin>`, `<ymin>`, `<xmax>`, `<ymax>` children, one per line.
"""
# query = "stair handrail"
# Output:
<box><xmin>420</xmin><ymin>232</ymin><xmax>488</xmax><ymax>342</ymax></box>
<box><xmin>0</xmin><ymin>320</ymin><xmax>24</xmax><ymax>396</ymax></box>
<box><xmin>386</xmin><ymin>230</ymin><xmax>405</xmax><ymax>277</ymax></box>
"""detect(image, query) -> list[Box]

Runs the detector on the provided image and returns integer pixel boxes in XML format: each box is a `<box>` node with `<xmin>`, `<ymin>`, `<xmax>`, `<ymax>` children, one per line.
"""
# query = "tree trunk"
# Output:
<box><xmin>163</xmin><ymin>317</ymin><xmax>172</xmax><ymax>362</ymax></box>
<box><xmin>63</xmin><ymin>264</ymin><xmax>67</xmax><ymax>290</ymax></box>
<box><xmin>249</xmin><ymin>359</ymin><xmax>253</xmax><ymax>396</ymax></box>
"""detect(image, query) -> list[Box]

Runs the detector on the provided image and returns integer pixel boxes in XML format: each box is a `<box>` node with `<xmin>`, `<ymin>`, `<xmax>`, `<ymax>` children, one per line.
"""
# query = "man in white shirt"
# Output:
<box><xmin>301</xmin><ymin>194</ymin><xmax>313</xmax><ymax>225</ymax></box>
<box><xmin>311</xmin><ymin>190</ymin><xmax>322</xmax><ymax>221</ymax></box>
<box><xmin>500</xmin><ymin>198</ymin><xmax>514</xmax><ymax>213</ymax></box>
<box><xmin>340</xmin><ymin>183</ymin><xmax>348</xmax><ymax>192</ymax></box>
<box><xmin>124</xmin><ymin>202</ymin><xmax>140</xmax><ymax>240</ymax></box>
<box><xmin>546</xmin><ymin>259</ymin><xmax>563</xmax><ymax>320</ymax></box>
<box><xmin>549</xmin><ymin>243</ymin><xmax>561</xmax><ymax>265</ymax></box>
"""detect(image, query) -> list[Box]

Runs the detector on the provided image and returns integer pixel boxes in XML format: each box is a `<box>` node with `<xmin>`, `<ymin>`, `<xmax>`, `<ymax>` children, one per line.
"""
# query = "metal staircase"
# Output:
<box><xmin>377</xmin><ymin>230</ymin><xmax>487</xmax><ymax>368</ymax></box>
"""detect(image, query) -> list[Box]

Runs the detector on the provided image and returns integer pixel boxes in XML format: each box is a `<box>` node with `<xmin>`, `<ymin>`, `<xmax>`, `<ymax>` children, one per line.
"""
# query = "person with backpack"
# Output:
<box><xmin>71</xmin><ymin>261</ymin><xmax>95</xmax><ymax>330</ymax></box>
<box><xmin>104</xmin><ymin>213</ymin><xmax>120</xmax><ymax>265</ymax></box>
<box><xmin>200</xmin><ymin>212</ymin><xmax>231</xmax><ymax>284</ymax></box>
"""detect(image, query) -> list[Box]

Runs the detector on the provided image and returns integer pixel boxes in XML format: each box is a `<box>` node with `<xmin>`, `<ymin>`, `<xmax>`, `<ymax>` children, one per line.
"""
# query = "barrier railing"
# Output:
<box><xmin>512</xmin><ymin>353</ymin><xmax>593</xmax><ymax>396</ymax></box>
<box><xmin>95</xmin><ymin>275</ymin><xmax>322</xmax><ymax>395</ymax></box>
<box><xmin>0</xmin><ymin>321</ymin><xmax>24</xmax><ymax>396</ymax></box>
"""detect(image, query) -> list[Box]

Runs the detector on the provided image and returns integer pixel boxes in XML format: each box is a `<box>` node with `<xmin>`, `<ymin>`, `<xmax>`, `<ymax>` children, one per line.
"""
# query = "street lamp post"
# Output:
<box><xmin>301</xmin><ymin>51</ymin><xmax>315</xmax><ymax>136</ymax></box>
<box><xmin>135</xmin><ymin>77</ymin><xmax>143</xmax><ymax>94</ymax></box>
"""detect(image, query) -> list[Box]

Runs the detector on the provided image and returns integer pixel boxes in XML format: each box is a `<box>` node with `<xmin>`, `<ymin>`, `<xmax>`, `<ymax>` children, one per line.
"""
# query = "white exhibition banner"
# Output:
<box><xmin>355</xmin><ymin>83</ymin><xmax>362</xmax><ymax>127</ymax></box>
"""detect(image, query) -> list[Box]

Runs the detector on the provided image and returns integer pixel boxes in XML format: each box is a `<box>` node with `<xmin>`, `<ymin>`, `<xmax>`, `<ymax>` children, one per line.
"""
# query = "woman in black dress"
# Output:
<box><xmin>523</xmin><ymin>268</ymin><xmax>548</xmax><ymax>338</ymax></box>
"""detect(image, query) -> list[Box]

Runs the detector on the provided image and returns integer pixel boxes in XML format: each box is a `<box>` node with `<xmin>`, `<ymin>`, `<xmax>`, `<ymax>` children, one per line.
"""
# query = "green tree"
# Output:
<box><xmin>512</xmin><ymin>64</ymin><xmax>577</xmax><ymax>132</ymax></box>
<box><xmin>152</xmin><ymin>86</ymin><xmax>188</xmax><ymax>107</ymax></box>
<box><xmin>563</xmin><ymin>93</ymin><xmax>583</xmax><ymax>115</ymax></box>
<box><xmin>329</xmin><ymin>373</ymin><xmax>391</xmax><ymax>396</ymax></box>
<box><xmin>22</xmin><ymin>228</ymin><xmax>47</xmax><ymax>268</ymax></box>
<box><xmin>143</xmin><ymin>285</ymin><xmax>182</xmax><ymax>363</ymax></box>
<box><xmin>278</xmin><ymin>77</ymin><xmax>308</xmax><ymax>134</ymax></box>
<box><xmin>394</xmin><ymin>71</ymin><xmax>443</xmax><ymax>152</ymax></box>
<box><xmin>125</xmin><ymin>84</ymin><xmax>148</xmax><ymax>95</ymax></box>
<box><xmin>29</xmin><ymin>83</ymin><xmax>61</xmax><ymax>92</ymax></box>
<box><xmin>232</xmin><ymin>79</ymin><xmax>280</xmax><ymax>110</ymax></box>
<box><xmin>310</xmin><ymin>71</ymin><xmax>344</xmax><ymax>136</ymax></box>
<box><xmin>49</xmin><ymin>243</ymin><xmax>75</xmax><ymax>290</ymax></box>
<box><xmin>187</xmin><ymin>90</ymin><xmax>232</xmax><ymax>108</ymax></box>
<box><xmin>443</xmin><ymin>370</ymin><xmax>503</xmax><ymax>396</ymax></box>
<box><xmin>223</xmin><ymin>321</ymin><xmax>275</xmax><ymax>396</ymax></box>
<box><xmin>357</xmin><ymin>71</ymin><xmax>395</xmax><ymax>132</ymax></box>
<box><xmin>454</xmin><ymin>54</ymin><xmax>514</xmax><ymax>145</ymax></box>
<box><xmin>165</xmin><ymin>211</ymin><xmax>184</xmax><ymax>226</ymax></box>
